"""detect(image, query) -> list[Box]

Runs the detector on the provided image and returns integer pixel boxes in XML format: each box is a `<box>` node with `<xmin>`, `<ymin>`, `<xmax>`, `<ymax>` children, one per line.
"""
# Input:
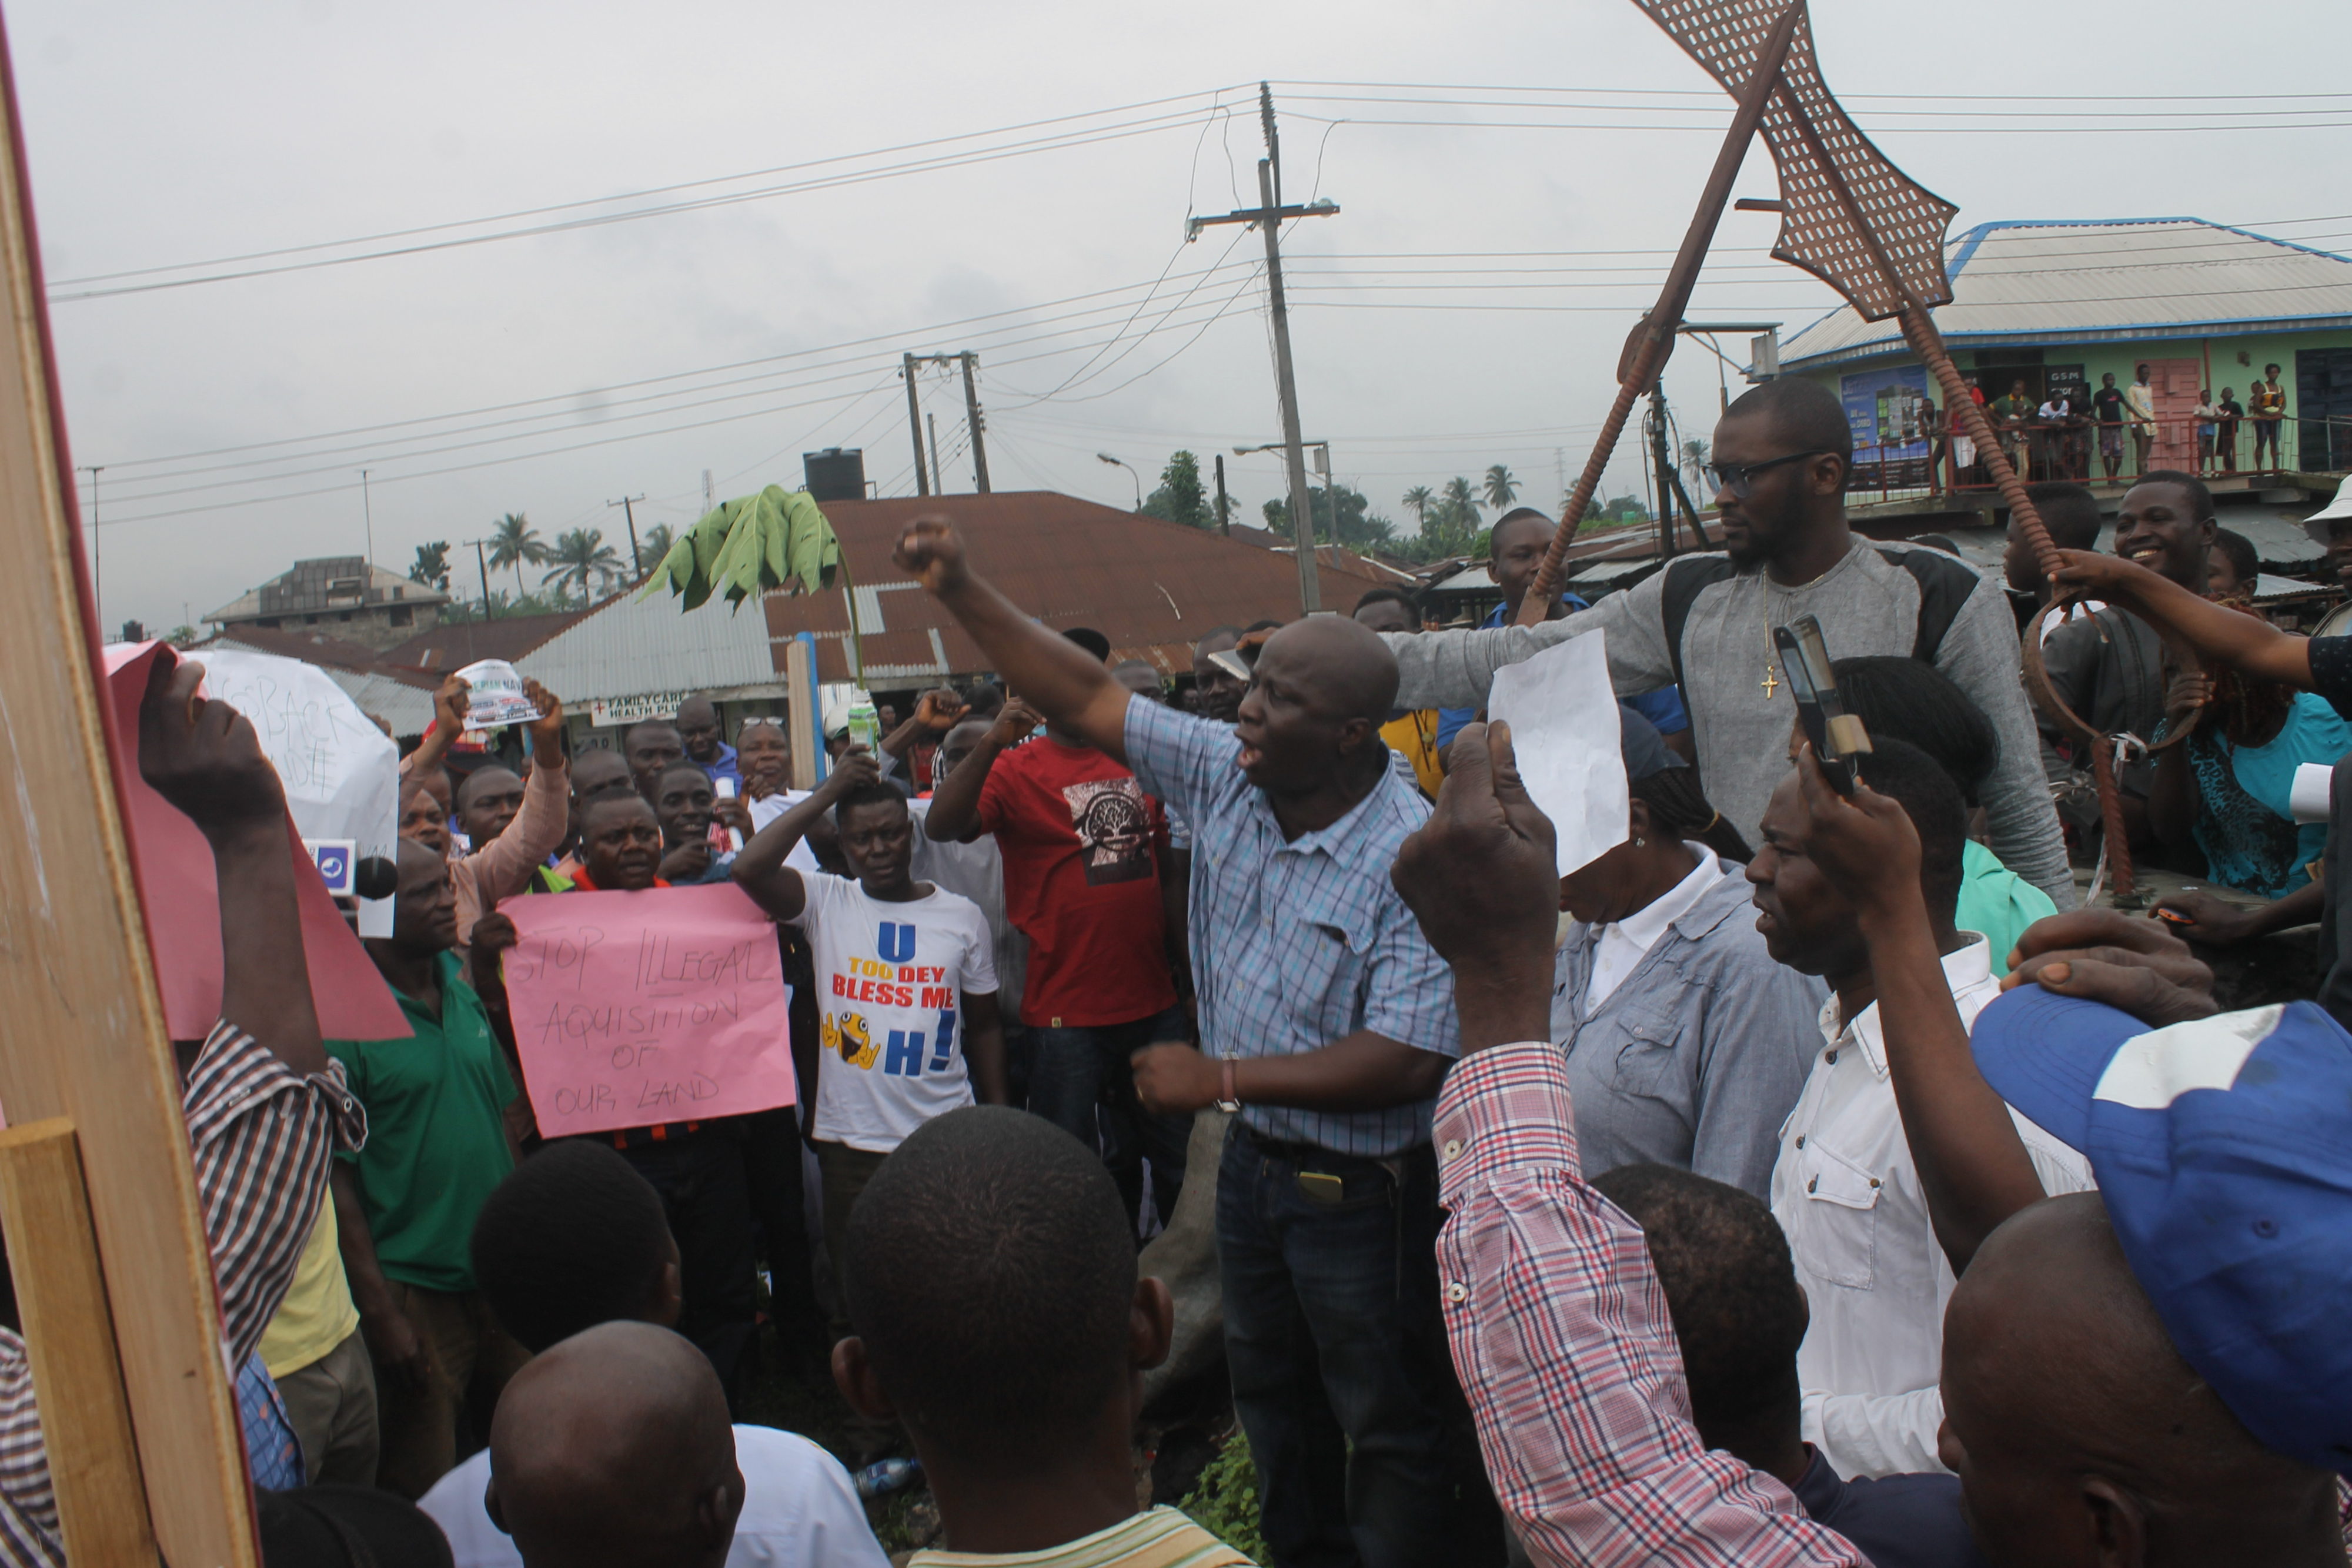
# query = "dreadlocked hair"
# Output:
<box><xmin>1631</xmin><ymin>765</ymin><xmax>1753</xmax><ymax>863</ymax></box>
<box><xmin>2201</xmin><ymin>596</ymin><xmax>2296</xmax><ymax>747</ymax></box>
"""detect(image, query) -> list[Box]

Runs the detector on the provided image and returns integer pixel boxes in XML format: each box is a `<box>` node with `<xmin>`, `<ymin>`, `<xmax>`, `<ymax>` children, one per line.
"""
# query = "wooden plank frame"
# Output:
<box><xmin>0</xmin><ymin>1121</ymin><xmax>156</xmax><ymax>1563</ymax></box>
<box><xmin>0</xmin><ymin>17</ymin><xmax>259</xmax><ymax>1566</ymax></box>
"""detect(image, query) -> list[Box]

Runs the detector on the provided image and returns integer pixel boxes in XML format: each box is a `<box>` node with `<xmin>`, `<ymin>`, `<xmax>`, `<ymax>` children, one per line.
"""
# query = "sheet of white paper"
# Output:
<box><xmin>1486</xmin><ymin>627</ymin><xmax>1629</xmax><ymax>877</ymax></box>
<box><xmin>2291</xmin><ymin>761</ymin><xmax>2334</xmax><ymax>825</ymax></box>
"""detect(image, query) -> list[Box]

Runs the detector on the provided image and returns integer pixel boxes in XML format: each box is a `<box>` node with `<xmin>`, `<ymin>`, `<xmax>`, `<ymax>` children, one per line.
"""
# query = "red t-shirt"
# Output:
<box><xmin>977</xmin><ymin>735</ymin><xmax>1176</xmax><ymax>1028</ymax></box>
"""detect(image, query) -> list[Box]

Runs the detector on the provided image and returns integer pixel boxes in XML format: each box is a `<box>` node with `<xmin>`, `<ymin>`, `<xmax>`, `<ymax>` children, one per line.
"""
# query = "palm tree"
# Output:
<box><xmin>1441</xmin><ymin>476</ymin><xmax>1481</xmax><ymax>530</ymax></box>
<box><xmin>486</xmin><ymin>511</ymin><xmax>546</xmax><ymax>595</ymax></box>
<box><xmin>407</xmin><ymin>540</ymin><xmax>450</xmax><ymax>591</ymax></box>
<box><xmin>639</xmin><ymin>522</ymin><xmax>676</xmax><ymax>568</ymax></box>
<box><xmin>1483</xmin><ymin>464</ymin><xmax>1519</xmax><ymax>511</ymax></box>
<box><xmin>1681</xmin><ymin>438</ymin><xmax>1711</xmax><ymax>493</ymax></box>
<box><xmin>1401</xmin><ymin>485</ymin><xmax>1434</xmax><ymax>532</ymax></box>
<box><xmin>540</xmin><ymin>527</ymin><xmax>623</xmax><ymax>603</ymax></box>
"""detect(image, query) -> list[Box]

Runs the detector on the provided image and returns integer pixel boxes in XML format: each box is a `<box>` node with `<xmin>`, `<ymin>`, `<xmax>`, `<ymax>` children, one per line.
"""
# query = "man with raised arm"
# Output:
<box><xmin>890</xmin><ymin>516</ymin><xmax>1492</xmax><ymax>1567</ymax></box>
<box><xmin>0</xmin><ymin>658</ymin><xmax>366</xmax><ymax>1565</ymax></box>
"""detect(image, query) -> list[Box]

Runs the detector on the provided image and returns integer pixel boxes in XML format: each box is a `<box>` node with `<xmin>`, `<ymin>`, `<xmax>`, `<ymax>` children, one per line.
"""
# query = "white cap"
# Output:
<box><xmin>2304</xmin><ymin>475</ymin><xmax>2352</xmax><ymax>543</ymax></box>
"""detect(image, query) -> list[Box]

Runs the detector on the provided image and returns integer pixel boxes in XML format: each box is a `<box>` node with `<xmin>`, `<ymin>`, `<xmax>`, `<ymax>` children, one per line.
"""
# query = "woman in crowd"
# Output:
<box><xmin>2208</xmin><ymin>527</ymin><xmax>2259</xmax><ymax>600</ymax></box>
<box><xmin>1819</xmin><ymin>656</ymin><xmax>2057</xmax><ymax>968</ymax></box>
<box><xmin>2150</xmin><ymin>601</ymin><xmax>2352</xmax><ymax>900</ymax></box>
<box><xmin>1549</xmin><ymin>707</ymin><xmax>1822</xmax><ymax>1200</ymax></box>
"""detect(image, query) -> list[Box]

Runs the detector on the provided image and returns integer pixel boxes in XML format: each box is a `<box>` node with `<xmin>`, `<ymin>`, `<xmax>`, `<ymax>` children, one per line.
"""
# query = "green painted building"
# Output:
<box><xmin>1780</xmin><ymin>218</ymin><xmax>2352</xmax><ymax>489</ymax></box>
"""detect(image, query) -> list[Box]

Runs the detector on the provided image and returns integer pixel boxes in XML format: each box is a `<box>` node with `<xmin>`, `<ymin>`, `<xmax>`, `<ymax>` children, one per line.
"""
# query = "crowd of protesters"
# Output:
<box><xmin>15</xmin><ymin>373</ymin><xmax>2352</xmax><ymax>1568</ymax></box>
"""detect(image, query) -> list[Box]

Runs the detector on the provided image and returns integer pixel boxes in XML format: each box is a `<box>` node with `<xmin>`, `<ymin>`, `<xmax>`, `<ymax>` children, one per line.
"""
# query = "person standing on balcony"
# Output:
<box><xmin>2091</xmin><ymin>372</ymin><xmax>2127</xmax><ymax>482</ymax></box>
<box><xmin>2250</xmin><ymin>363</ymin><xmax>2287</xmax><ymax>468</ymax></box>
<box><xmin>2127</xmin><ymin>363</ymin><xmax>2159</xmax><ymax>476</ymax></box>
<box><xmin>2217</xmin><ymin>386</ymin><xmax>2245</xmax><ymax>473</ymax></box>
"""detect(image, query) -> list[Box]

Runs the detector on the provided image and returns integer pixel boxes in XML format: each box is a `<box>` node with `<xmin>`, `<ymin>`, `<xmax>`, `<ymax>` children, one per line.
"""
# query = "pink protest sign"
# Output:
<box><xmin>102</xmin><ymin>641</ymin><xmax>409</xmax><ymax>1041</ymax></box>
<box><xmin>499</xmin><ymin>883</ymin><xmax>796</xmax><ymax>1137</ymax></box>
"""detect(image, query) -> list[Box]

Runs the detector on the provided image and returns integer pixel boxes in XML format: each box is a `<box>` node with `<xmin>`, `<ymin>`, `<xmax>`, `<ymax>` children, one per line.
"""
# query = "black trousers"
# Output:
<box><xmin>610</xmin><ymin>1128</ymin><xmax>758</xmax><ymax>1410</ymax></box>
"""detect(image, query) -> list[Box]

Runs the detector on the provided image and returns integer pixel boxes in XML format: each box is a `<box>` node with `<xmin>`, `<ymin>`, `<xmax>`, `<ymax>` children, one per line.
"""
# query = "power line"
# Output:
<box><xmin>98</xmin><ymin>260</ymin><xmax>1260</xmax><ymax>473</ymax></box>
<box><xmin>49</xmin><ymin>90</ymin><xmax>1250</xmax><ymax>300</ymax></box>
<box><xmin>96</xmin><ymin>292</ymin><xmax>1264</xmax><ymax>524</ymax></box>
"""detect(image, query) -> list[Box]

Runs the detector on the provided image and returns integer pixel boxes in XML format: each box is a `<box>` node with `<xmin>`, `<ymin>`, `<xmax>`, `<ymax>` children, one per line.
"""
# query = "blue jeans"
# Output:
<box><xmin>1026</xmin><ymin>1006</ymin><xmax>1192</xmax><ymax>1232</ymax></box>
<box><xmin>1217</xmin><ymin>1126</ymin><xmax>1498</xmax><ymax>1568</ymax></box>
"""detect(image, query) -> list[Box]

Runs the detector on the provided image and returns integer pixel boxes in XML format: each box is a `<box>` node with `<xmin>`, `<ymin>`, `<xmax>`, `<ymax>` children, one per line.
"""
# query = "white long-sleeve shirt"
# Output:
<box><xmin>1770</xmin><ymin>936</ymin><xmax>2094</xmax><ymax>1478</ymax></box>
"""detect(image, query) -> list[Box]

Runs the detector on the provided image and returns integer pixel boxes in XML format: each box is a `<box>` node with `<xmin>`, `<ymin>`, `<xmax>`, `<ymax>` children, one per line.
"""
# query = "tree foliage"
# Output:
<box><xmin>439</xmin><ymin>589</ymin><xmax>578</xmax><ymax>624</ymax></box>
<box><xmin>1141</xmin><ymin>449</ymin><xmax>1212</xmax><ymax>530</ymax></box>
<box><xmin>1483</xmin><ymin>463</ymin><xmax>1520</xmax><ymax>511</ymax></box>
<box><xmin>487</xmin><ymin>511</ymin><xmax>546</xmax><ymax>595</ymax></box>
<box><xmin>408</xmin><ymin>540</ymin><xmax>451</xmax><ymax>591</ymax></box>
<box><xmin>541</xmin><ymin>527</ymin><xmax>624</xmax><ymax>602</ymax></box>
<box><xmin>1261</xmin><ymin>482</ymin><xmax>1395</xmax><ymax>550</ymax></box>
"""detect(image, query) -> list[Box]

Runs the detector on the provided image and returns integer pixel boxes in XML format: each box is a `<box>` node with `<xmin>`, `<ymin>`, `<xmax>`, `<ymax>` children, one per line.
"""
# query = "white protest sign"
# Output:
<box><xmin>1486</xmin><ymin>627</ymin><xmax>1630</xmax><ymax>877</ymax></box>
<box><xmin>179</xmin><ymin>647</ymin><xmax>403</xmax><ymax>937</ymax></box>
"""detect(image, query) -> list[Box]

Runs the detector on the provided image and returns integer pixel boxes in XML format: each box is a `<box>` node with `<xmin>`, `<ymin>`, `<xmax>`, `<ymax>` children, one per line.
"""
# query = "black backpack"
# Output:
<box><xmin>1656</xmin><ymin>546</ymin><xmax>1976</xmax><ymax>694</ymax></box>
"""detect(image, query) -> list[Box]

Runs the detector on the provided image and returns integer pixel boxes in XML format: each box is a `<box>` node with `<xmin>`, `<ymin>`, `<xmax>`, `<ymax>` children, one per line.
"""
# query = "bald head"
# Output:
<box><xmin>1254</xmin><ymin>617</ymin><xmax>1398</xmax><ymax>726</ymax></box>
<box><xmin>486</xmin><ymin>1323</ymin><xmax>742</xmax><ymax>1568</ymax></box>
<box><xmin>1943</xmin><ymin>1194</ymin><xmax>2340</xmax><ymax>1564</ymax></box>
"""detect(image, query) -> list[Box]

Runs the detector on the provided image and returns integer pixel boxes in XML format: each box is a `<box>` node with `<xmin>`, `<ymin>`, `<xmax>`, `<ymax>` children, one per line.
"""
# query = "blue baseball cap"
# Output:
<box><xmin>1972</xmin><ymin>988</ymin><xmax>2352</xmax><ymax>1474</ymax></box>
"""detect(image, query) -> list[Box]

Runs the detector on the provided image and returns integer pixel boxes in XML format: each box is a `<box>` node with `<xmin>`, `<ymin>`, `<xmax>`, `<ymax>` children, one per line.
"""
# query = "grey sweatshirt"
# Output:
<box><xmin>1384</xmin><ymin>537</ymin><xmax>2077</xmax><ymax>910</ymax></box>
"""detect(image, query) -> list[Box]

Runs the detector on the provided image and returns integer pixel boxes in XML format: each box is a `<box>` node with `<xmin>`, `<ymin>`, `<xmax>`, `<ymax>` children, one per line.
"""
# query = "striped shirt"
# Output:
<box><xmin>0</xmin><ymin>1021</ymin><xmax>363</xmax><ymax>1564</ymax></box>
<box><xmin>1121</xmin><ymin>696</ymin><xmax>1458</xmax><ymax>1157</ymax></box>
<box><xmin>911</xmin><ymin>1506</ymin><xmax>1254</xmax><ymax>1566</ymax></box>
<box><xmin>1435</xmin><ymin>1043</ymin><xmax>1865</xmax><ymax>1567</ymax></box>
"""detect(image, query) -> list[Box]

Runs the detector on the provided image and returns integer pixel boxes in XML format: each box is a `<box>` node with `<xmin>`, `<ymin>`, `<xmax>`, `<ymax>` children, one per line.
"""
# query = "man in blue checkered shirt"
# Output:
<box><xmin>894</xmin><ymin>517</ymin><xmax>1495</xmax><ymax>1567</ymax></box>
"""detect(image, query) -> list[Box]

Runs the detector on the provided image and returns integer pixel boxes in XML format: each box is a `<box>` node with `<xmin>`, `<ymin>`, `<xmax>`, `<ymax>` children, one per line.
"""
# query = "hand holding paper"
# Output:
<box><xmin>1484</xmin><ymin>627</ymin><xmax>1629</xmax><ymax>877</ymax></box>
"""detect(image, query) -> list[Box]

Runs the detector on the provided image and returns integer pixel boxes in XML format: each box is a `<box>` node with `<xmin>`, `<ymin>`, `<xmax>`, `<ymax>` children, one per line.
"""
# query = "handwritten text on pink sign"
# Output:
<box><xmin>500</xmin><ymin>884</ymin><xmax>795</xmax><ymax>1136</ymax></box>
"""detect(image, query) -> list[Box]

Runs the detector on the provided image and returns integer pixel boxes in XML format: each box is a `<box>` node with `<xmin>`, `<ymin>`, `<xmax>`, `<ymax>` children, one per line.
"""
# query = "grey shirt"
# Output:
<box><xmin>1551</xmin><ymin>860</ymin><xmax>1826</xmax><ymax>1198</ymax></box>
<box><xmin>1382</xmin><ymin>537</ymin><xmax>2076</xmax><ymax>909</ymax></box>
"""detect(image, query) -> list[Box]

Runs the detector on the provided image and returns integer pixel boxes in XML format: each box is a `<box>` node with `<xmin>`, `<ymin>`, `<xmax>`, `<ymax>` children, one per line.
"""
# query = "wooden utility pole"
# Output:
<box><xmin>1185</xmin><ymin>84</ymin><xmax>1338</xmax><ymax>613</ymax></box>
<box><xmin>959</xmin><ymin>351</ymin><xmax>991</xmax><ymax>493</ymax></box>
<box><xmin>607</xmin><ymin>494</ymin><xmax>645</xmax><ymax>577</ymax></box>
<box><xmin>1214</xmin><ymin>453</ymin><xmax>1231</xmax><ymax>534</ymax></box>
<box><xmin>927</xmin><ymin>413</ymin><xmax>944</xmax><ymax>494</ymax></box>
<box><xmin>902</xmin><ymin>353</ymin><xmax>930</xmax><ymax>497</ymax></box>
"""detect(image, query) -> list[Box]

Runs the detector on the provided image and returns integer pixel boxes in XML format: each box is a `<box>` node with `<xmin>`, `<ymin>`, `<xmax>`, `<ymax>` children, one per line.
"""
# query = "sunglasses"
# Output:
<box><xmin>1707</xmin><ymin>449</ymin><xmax>1833</xmax><ymax>499</ymax></box>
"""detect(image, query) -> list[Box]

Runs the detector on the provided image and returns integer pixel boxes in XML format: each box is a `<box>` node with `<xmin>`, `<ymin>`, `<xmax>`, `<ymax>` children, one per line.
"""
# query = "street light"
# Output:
<box><xmin>1097</xmin><ymin>452</ymin><xmax>1141</xmax><ymax>511</ymax></box>
<box><xmin>1234</xmin><ymin>439</ymin><xmax>1331</xmax><ymax>477</ymax></box>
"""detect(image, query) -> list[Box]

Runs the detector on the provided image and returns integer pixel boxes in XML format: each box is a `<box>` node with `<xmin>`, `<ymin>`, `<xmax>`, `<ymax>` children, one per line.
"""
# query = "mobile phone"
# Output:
<box><xmin>1207</xmin><ymin>648</ymin><xmax>1254</xmax><ymax>683</ymax></box>
<box><xmin>1772</xmin><ymin>614</ymin><xmax>1872</xmax><ymax>795</ymax></box>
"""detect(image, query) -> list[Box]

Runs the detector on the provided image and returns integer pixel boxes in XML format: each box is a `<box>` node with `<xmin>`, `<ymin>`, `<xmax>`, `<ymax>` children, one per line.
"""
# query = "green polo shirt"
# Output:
<box><xmin>328</xmin><ymin>951</ymin><xmax>518</xmax><ymax>1293</ymax></box>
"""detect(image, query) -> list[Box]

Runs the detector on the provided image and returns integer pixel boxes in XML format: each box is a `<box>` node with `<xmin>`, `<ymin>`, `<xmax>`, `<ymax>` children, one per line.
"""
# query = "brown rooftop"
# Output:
<box><xmin>770</xmin><ymin>493</ymin><xmax>1396</xmax><ymax>681</ymax></box>
<box><xmin>382</xmin><ymin>609</ymin><xmax>594</xmax><ymax>671</ymax></box>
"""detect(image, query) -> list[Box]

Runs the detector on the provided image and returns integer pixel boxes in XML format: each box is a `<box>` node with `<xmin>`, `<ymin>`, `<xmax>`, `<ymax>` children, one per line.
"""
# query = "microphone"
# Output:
<box><xmin>353</xmin><ymin>856</ymin><xmax>400</xmax><ymax>901</ymax></box>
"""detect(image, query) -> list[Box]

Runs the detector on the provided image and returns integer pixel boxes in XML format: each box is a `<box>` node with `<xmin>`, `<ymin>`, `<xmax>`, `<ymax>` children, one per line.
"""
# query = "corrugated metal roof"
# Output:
<box><xmin>1782</xmin><ymin>218</ymin><xmax>2352</xmax><ymax>372</ymax></box>
<box><xmin>765</xmin><ymin>492</ymin><xmax>1398</xmax><ymax>684</ymax></box>
<box><xmin>383</xmin><ymin>610</ymin><xmax>593</xmax><ymax>670</ymax></box>
<box><xmin>517</xmin><ymin>575</ymin><xmax>784</xmax><ymax>703</ymax></box>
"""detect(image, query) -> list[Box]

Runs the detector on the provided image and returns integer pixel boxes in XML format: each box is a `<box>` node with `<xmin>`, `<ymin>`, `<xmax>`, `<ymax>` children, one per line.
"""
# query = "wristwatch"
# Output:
<box><xmin>1216</xmin><ymin>1058</ymin><xmax>1242</xmax><ymax>1114</ymax></box>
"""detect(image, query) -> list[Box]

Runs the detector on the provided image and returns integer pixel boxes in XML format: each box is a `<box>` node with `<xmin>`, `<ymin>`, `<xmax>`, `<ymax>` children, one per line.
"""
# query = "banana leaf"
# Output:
<box><xmin>639</xmin><ymin>484</ymin><xmax>842</xmax><ymax>610</ymax></box>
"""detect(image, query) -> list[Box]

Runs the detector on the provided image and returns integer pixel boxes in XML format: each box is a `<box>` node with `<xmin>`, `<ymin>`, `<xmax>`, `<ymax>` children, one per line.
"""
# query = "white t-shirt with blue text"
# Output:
<box><xmin>788</xmin><ymin>872</ymin><xmax>997</xmax><ymax>1153</ymax></box>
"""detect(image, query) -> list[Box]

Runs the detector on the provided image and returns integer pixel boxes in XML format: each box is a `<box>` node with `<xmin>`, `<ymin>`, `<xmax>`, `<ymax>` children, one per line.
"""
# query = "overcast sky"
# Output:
<box><xmin>13</xmin><ymin>0</ymin><xmax>2350</xmax><ymax>635</ymax></box>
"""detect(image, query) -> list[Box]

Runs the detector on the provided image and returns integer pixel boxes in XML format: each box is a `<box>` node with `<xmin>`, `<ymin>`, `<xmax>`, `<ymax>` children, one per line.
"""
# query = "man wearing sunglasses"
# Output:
<box><xmin>1373</xmin><ymin>376</ymin><xmax>2073</xmax><ymax>911</ymax></box>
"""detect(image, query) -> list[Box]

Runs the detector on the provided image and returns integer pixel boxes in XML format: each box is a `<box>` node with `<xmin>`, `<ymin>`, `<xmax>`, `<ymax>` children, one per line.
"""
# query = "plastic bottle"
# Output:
<box><xmin>853</xmin><ymin>1456</ymin><xmax>922</xmax><ymax>1498</ymax></box>
<box><xmin>846</xmin><ymin>691</ymin><xmax>880</xmax><ymax>753</ymax></box>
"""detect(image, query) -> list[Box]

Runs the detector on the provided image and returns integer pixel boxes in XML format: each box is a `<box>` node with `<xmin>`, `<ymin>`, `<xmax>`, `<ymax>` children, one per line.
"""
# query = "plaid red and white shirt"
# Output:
<box><xmin>0</xmin><ymin>1021</ymin><xmax>363</xmax><ymax>1564</ymax></box>
<box><xmin>1435</xmin><ymin>1042</ymin><xmax>1866</xmax><ymax>1567</ymax></box>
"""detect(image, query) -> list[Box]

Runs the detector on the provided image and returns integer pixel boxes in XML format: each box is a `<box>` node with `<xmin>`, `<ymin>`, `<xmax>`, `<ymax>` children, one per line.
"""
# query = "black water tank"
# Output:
<box><xmin>803</xmin><ymin>447</ymin><xmax>866</xmax><ymax>502</ymax></box>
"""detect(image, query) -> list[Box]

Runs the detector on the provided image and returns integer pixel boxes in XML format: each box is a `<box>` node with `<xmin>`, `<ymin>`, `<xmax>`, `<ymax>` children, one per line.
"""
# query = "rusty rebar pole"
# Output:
<box><xmin>1519</xmin><ymin>0</ymin><xmax>1806</xmax><ymax>624</ymax></box>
